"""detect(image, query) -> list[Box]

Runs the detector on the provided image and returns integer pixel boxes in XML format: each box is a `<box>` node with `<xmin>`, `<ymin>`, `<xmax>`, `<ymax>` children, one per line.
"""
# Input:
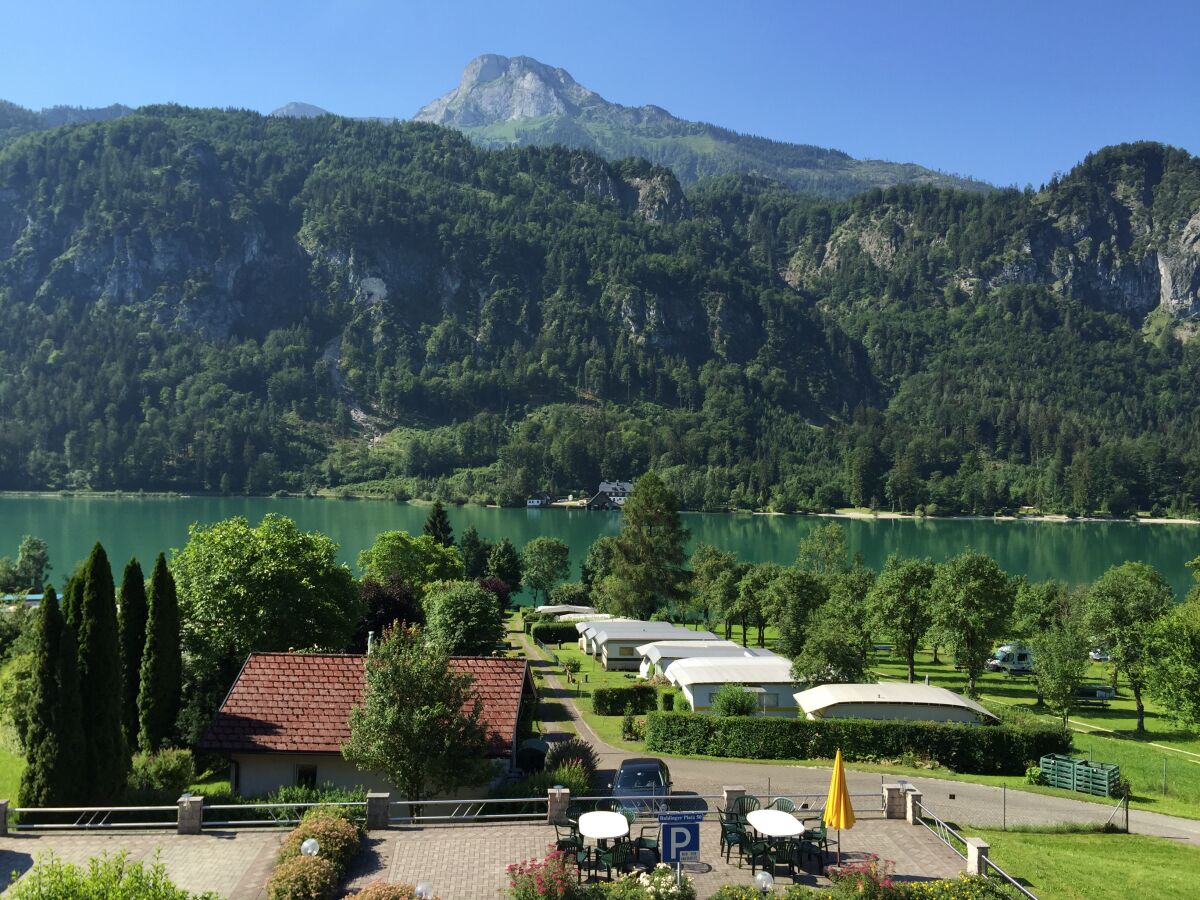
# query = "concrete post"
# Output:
<box><xmin>366</xmin><ymin>792</ymin><xmax>390</xmax><ymax>831</ymax></box>
<box><xmin>547</xmin><ymin>787</ymin><xmax>571</xmax><ymax>825</ymax></box>
<box><xmin>0</xmin><ymin>799</ymin><xmax>8</xmax><ymax>836</ymax></box>
<box><xmin>965</xmin><ymin>837</ymin><xmax>990</xmax><ymax>875</ymax></box>
<box><xmin>722</xmin><ymin>785</ymin><xmax>746</xmax><ymax>811</ymax></box>
<box><xmin>177</xmin><ymin>795</ymin><xmax>203</xmax><ymax>835</ymax></box>
<box><xmin>882</xmin><ymin>783</ymin><xmax>906</xmax><ymax>819</ymax></box>
<box><xmin>906</xmin><ymin>789</ymin><xmax>923</xmax><ymax>826</ymax></box>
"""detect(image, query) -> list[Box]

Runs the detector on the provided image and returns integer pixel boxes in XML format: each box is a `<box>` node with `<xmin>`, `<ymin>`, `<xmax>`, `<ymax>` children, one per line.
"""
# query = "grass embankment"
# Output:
<box><xmin>0</xmin><ymin>726</ymin><xmax>24</xmax><ymax>802</ymax></box>
<box><xmin>972</xmin><ymin>826</ymin><xmax>1200</xmax><ymax>900</ymax></box>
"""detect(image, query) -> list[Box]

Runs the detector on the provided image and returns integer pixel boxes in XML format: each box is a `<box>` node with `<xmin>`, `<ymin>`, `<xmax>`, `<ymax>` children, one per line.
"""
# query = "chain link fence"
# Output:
<box><xmin>915</xmin><ymin>782</ymin><xmax>1128</xmax><ymax>832</ymax></box>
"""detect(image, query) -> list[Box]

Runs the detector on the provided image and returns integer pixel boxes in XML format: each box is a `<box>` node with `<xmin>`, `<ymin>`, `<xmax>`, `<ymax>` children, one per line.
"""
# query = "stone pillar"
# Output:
<box><xmin>906</xmin><ymin>789</ymin><xmax>923</xmax><ymax>826</ymax></box>
<box><xmin>0</xmin><ymin>799</ymin><xmax>8</xmax><ymax>836</ymax></box>
<box><xmin>965</xmin><ymin>837</ymin><xmax>990</xmax><ymax>875</ymax></box>
<box><xmin>547</xmin><ymin>787</ymin><xmax>571</xmax><ymax>825</ymax></box>
<box><xmin>722</xmin><ymin>785</ymin><xmax>746</xmax><ymax>811</ymax></box>
<box><xmin>882</xmin><ymin>783</ymin><xmax>906</xmax><ymax>819</ymax></box>
<box><xmin>366</xmin><ymin>792</ymin><xmax>390</xmax><ymax>831</ymax></box>
<box><xmin>177</xmin><ymin>795</ymin><xmax>203</xmax><ymax>835</ymax></box>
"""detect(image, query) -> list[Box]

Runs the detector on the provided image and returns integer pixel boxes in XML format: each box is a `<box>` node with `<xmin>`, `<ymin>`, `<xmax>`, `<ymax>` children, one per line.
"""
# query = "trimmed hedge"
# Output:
<box><xmin>593</xmin><ymin>684</ymin><xmax>658</xmax><ymax>716</ymax></box>
<box><xmin>530</xmin><ymin>622</ymin><xmax>581</xmax><ymax>645</ymax></box>
<box><xmin>644</xmin><ymin>712</ymin><xmax>1070</xmax><ymax>775</ymax></box>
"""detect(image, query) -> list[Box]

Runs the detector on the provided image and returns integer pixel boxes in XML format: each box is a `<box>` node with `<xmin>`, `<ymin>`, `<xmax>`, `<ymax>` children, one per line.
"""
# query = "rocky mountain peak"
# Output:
<box><xmin>415</xmin><ymin>53</ymin><xmax>604</xmax><ymax>126</ymax></box>
<box><xmin>270</xmin><ymin>102</ymin><xmax>332</xmax><ymax>118</ymax></box>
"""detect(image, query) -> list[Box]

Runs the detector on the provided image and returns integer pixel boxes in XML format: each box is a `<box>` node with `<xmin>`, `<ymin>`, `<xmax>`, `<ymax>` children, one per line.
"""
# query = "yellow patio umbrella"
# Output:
<box><xmin>823</xmin><ymin>748</ymin><xmax>856</xmax><ymax>864</ymax></box>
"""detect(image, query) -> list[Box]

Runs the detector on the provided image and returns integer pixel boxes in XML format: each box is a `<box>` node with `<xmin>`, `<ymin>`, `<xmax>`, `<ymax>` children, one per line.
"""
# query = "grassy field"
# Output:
<box><xmin>0</xmin><ymin>726</ymin><xmax>23</xmax><ymax>802</ymax></box>
<box><xmin>873</xmin><ymin>651</ymin><xmax>1200</xmax><ymax>818</ymax></box>
<box><xmin>972</xmin><ymin>826</ymin><xmax>1200</xmax><ymax>900</ymax></box>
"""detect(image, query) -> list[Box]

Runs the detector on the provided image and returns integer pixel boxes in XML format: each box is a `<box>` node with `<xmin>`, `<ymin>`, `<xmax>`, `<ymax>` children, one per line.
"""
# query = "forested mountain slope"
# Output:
<box><xmin>412</xmin><ymin>54</ymin><xmax>990</xmax><ymax>200</ymax></box>
<box><xmin>0</xmin><ymin>107</ymin><xmax>1198</xmax><ymax>515</ymax></box>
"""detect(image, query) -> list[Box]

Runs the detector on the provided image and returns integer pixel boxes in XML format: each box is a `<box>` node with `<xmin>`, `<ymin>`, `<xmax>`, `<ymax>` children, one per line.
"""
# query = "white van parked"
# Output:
<box><xmin>987</xmin><ymin>644</ymin><xmax>1034</xmax><ymax>675</ymax></box>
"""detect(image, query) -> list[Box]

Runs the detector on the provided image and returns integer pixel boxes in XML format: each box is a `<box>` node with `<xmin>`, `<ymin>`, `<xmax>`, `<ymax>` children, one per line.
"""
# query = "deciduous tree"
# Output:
<box><xmin>358</xmin><ymin>531</ymin><xmax>464</xmax><ymax>596</ymax></box>
<box><xmin>520</xmin><ymin>537</ymin><xmax>571</xmax><ymax>603</ymax></box>
<box><xmin>486</xmin><ymin>538</ymin><xmax>523</xmax><ymax>593</ymax></box>
<box><xmin>931</xmin><ymin>551</ymin><xmax>1015</xmax><ymax>697</ymax></box>
<box><xmin>342</xmin><ymin>626</ymin><xmax>489</xmax><ymax>803</ymax></box>
<box><xmin>423</xmin><ymin>581</ymin><xmax>504</xmax><ymax>655</ymax></box>
<box><xmin>1147</xmin><ymin>596</ymin><xmax>1200</xmax><ymax>729</ymax></box>
<box><xmin>1086</xmin><ymin>561</ymin><xmax>1173</xmax><ymax>733</ymax></box>
<box><xmin>1032</xmin><ymin>616</ymin><xmax>1090</xmax><ymax>728</ymax></box>
<box><xmin>867</xmin><ymin>555</ymin><xmax>935</xmax><ymax>682</ymax></box>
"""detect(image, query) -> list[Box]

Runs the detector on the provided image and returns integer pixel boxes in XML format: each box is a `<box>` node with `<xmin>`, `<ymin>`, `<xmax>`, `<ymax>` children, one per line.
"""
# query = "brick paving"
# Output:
<box><xmin>342</xmin><ymin>815</ymin><xmax>965</xmax><ymax>898</ymax></box>
<box><xmin>0</xmin><ymin>829</ymin><xmax>281</xmax><ymax>898</ymax></box>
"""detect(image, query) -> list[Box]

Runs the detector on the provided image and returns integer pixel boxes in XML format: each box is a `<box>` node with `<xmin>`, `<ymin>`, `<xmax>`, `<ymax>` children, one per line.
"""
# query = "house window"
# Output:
<box><xmin>296</xmin><ymin>764</ymin><xmax>318</xmax><ymax>789</ymax></box>
<box><xmin>619</xmin><ymin>646</ymin><xmax>635</xmax><ymax>657</ymax></box>
<box><xmin>763</xmin><ymin>693</ymin><xmax>779</xmax><ymax>709</ymax></box>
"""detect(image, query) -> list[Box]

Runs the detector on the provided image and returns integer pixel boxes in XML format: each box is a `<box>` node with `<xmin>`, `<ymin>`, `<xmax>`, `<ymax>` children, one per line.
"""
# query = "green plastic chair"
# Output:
<box><xmin>768</xmin><ymin>797</ymin><xmax>797</xmax><ymax>814</ymax></box>
<box><xmin>730</xmin><ymin>794</ymin><xmax>761</xmax><ymax>822</ymax></box>
<box><xmin>594</xmin><ymin>839</ymin><xmax>632</xmax><ymax>879</ymax></box>
<box><xmin>633</xmin><ymin>823</ymin><xmax>660</xmax><ymax>863</ymax></box>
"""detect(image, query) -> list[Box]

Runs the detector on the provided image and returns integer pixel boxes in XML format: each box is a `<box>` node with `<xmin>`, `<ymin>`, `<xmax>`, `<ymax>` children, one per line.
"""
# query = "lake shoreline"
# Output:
<box><xmin>3</xmin><ymin>489</ymin><xmax>1198</xmax><ymax>526</ymax></box>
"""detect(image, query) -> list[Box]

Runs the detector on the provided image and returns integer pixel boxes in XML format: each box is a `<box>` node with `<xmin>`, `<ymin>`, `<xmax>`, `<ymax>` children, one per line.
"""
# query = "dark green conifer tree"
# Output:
<box><xmin>458</xmin><ymin>525</ymin><xmax>493</xmax><ymax>579</ymax></box>
<box><xmin>486</xmin><ymin>538</ymin><xmax>523</xmax><ymax>593</ymax></box>
<box><xmin>138</xmin><ymin>553</ymin><xmax>182</xmax><ymax>752</ymax></box>
<box><xmin>117</xmin><ymin>557</ymin><xmax>148</xmax><ymax>749</ymax></box>
<box><xmin>61</xmin><ymin>571</ymin><xmax>83</xmax><ymax>633</ymax></box>
<box><xmin>19</xmin><ymin>586</ymin><xmax>85</xmax><ymax>806</ymax></box>
<box><xmin>422</xmin><ymin>501</ymin><xmax>454</xmax><ymax>547</ymax></box>
<box><xmin>77</xmin><ymin>542</ymin><xmax>129</xmax><ymax>800</ymax></box>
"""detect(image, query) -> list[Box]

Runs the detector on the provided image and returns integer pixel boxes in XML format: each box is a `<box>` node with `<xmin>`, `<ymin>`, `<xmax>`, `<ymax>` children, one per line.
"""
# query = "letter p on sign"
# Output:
<box><xmin>661</xmin><ymin>823</ymin><xmax>700</xmax><ymax>863</ymax></box>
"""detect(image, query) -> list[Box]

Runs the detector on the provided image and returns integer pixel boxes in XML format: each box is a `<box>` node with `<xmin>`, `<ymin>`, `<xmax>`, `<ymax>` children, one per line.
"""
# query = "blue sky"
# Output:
<box><xmin>3</xmin><ymin>0</ymin><xmax>1197</xmax><ymax>187</ymax></box>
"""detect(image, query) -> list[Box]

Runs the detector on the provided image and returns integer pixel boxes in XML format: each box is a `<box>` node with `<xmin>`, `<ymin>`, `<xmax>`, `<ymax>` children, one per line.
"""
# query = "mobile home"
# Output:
<box><xmin>794</xmin><ymin>683</ymin><xmax>998</xmax><ymax>725</ymax></box>
<box><xmin>664</xmin><ymin>656</ymin><xmax>798</xmax><ymax>715</ymax></box>
<box><xmin>592</xmin><ymin>623</ymin><xmax>719</xmax><ymax>670</ymax></box>
<box><xmin>636</xmin><ymin>640</ymin><xmax>776</xmax><ymax>678</ymax></box>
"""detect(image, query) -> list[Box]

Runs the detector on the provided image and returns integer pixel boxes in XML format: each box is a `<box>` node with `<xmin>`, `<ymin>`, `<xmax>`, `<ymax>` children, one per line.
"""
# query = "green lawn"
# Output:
<box><xmin>971</xmin><ymin>827</ymin><xmax>1200</xmax><ymax>900</ymax></box>
<box><xmin>873</xmin><ymin>651</ymin><xmax>1200</xmax><ymax>818</ymax></box>
<box><xmin>0</xmin><ymin>725</ymin><xmax>24</xmax><ymax>803</ymax></box>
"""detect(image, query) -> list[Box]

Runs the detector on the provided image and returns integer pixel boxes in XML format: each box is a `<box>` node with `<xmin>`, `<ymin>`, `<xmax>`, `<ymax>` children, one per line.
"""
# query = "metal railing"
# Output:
<box><xmin>981</xmin><ymin>856</ymin><xmax>1039</xmax><ymax>900</ymax></box>
<box><xmin>12</xmin><ymin>805</ymin><xmax>178</xmax><ymax>831</ymax></box>
<box><xmin>915</xmin><ymin>798</ymin><xmax>1037</xmax><ymax>900</ymax></box>
<box><xmin>388</xmin><ymin>795</ymin><xmax>550</xmax><ymax>824</ymax></box>
<box><xmin>203</xmin><ymin>800</ymin><xmax>367</xmax><ymax>828</ymax></box>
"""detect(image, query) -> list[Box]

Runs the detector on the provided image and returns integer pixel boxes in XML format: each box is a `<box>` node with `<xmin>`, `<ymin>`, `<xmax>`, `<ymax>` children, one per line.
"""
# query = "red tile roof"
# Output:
<box><xmin>199</xmin><ymin>652</ymin><xmax>532</xmax><ymax>758</ymax></box>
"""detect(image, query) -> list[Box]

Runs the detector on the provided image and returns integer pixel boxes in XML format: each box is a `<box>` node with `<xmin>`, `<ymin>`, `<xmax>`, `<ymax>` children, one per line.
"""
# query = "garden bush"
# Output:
<box><xmin>126</xmin><ymin>748</ymin><xmax>197</xmax><ymax>803</ymax></box>
<box><xmin>710</xmin><ymin>683</ymin><xmax>759</xmax><ymax>717</ymax></box>
<box><xmin>266</xmin><ymin>855</ymin><xmax>338</xmax><ymax>900</ymax></box>
<box><xmin>277</xmin><ymin>808</ymin><xmax>364</xmax><ymax>878</ymax></box>
<box><xmin>660</xmin><ymin>690</ymin><xmax>676</xmax><ymax>711</ymax></box>
<box><xmin>530</xmin><ymin>622</ymin><xmax>580</xmax><ymax>645</ymax></box>
<box><xmin>644</xmin><ymin>712</ymin><xmax>1070</xmax><ymax>775</ymax></box>
<box><xmin>355</xmin><ymin>882</ymin><xmax>439</xmax><ymax>900</ymax></box>
<box><xmin>545</xmin><ymin>737</ymin><xmax>600</xmax><ymax>779</ymax></box>
<box><xmin>8</xmin><ymin>852</ymin><xmax>218</xmax><ymax>900</ymax></box>
<box><xmin>592</xmin><ymin>684</ymin><xmax>657</xmax><ymax>716</ymax></box>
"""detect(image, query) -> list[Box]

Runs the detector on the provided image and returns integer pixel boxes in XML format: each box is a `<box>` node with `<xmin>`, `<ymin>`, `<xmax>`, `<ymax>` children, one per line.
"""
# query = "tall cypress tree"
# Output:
<box><xmin>138</xmin><ymin>553</ymin><xmax>182</xmax><ymax>752</ymax></box>
<box><xmin>117</xmin><ymin>557</ymin><xmax>148</xmax><ymax>749</ymax></box>
<box><xmin>422</xmin><ymin>501</ymin><xmax>454</xmax><ymax>547</ymax></box>
<box><xmin>19</xmin><ymin>586</ymin><xmax>85</xmax><ymax>806</ymax></box>
<box><xmin>77</xmin><ymin>542</ymin><xmax>129</xmax><ymax>801</ymax></box>
<box><xmin>62</xmin><ymin>571</ymin><xmax>83</xmax><ymax>633</ymax></box>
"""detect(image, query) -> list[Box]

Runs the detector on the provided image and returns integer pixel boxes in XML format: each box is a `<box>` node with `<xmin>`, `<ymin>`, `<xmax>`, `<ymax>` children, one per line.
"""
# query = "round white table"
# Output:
<box><xmin>577</xmin><ymin>810</ymin><xmax>630</xmax><ymax>841</ymax></box>
<box><xmin>746</xmin><ymin>808</ymin><xmax>805</xmax><ymax>838</ymax></box>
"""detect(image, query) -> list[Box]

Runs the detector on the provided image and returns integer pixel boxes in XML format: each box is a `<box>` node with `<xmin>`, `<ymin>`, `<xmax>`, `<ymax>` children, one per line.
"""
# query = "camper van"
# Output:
<box><xmin>987</xmin><ymin>644</ymin><xmax>1034</xmax><ymax>675</ymax></box>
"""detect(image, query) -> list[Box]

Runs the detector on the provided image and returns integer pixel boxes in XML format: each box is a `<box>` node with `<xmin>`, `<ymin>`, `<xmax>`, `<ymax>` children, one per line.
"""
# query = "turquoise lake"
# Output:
<box><xmin>1</xmin><ymin>495</ymin><xmax>1197</xmax><ymax>599</ymax></box>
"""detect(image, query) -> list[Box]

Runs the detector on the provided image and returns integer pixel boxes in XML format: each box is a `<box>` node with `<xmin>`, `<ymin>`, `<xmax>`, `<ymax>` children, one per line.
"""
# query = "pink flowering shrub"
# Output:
<box><xmin>506</xmin><ymin>847</ymin><xmax>587</xmax><ymax>900</ymax></box>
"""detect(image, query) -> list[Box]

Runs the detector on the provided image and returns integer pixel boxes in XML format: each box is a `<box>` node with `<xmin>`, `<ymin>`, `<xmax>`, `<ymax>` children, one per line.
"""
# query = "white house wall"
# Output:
<box><xmin>601</xmin><ymin>639</ymin><xmax>645</xmax><ymax>670</ymax></box>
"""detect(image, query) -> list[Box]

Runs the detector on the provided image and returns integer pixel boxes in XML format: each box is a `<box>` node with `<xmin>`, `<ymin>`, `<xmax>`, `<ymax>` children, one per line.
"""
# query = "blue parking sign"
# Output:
<box><xmin>657</xmin><ymin>812</ymin><xmax>703</xmax><ymax>863</ymax></box>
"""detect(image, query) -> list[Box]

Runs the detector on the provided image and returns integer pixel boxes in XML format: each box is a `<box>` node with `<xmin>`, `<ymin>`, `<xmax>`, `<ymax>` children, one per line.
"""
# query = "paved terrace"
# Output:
<box><xmin>344</xmin><ymin>813</ymin><xmax>965</xmax><ymax>897</ymax></box>
<box><xmin>1</xmin><ymin>813</ymin><xmax>964</xmax><ymax>898</ymax></box>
